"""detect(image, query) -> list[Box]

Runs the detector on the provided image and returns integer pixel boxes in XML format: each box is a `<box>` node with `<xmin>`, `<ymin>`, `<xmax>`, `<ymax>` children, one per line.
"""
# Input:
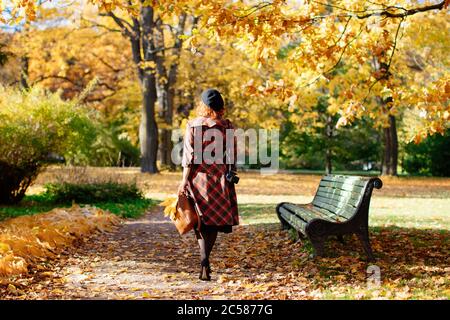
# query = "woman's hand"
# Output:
<box><xmin>178</xmin><ymin>179</ymin><xmax>188</xmax><ymax>195</ymax></box>
<box><xmin>178</xmin><ymin>167</ymin><xmax>191</xmax><ymax>195</ymax></box>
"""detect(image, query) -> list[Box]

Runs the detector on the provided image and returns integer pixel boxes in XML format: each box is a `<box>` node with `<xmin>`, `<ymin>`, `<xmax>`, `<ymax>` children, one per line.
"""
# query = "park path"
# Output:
<box><xmin>6</xmin><ymin>202</ymin><xmax>449</xmax><ymax>300</ymax></box>
<box><xmin>19</xmin><ymin>206</ymin><xmax>301</xmax><ymax>300</ymax></box>
<box><xmin>43</xmin><ymin>207</ymin><xmax>224</xmax><ymax>299</ymax></box>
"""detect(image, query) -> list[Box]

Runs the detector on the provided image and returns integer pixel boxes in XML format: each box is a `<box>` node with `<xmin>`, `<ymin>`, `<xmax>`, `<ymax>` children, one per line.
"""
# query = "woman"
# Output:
<box><xmin>178</xmin><ymin>88</ymin><xmax>239</xmax><ymax>281</ymax></box>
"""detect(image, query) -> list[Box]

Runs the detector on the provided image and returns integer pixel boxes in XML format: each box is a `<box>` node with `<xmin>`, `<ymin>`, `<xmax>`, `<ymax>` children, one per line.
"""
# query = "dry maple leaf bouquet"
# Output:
<box><xmin>160</xmin><ymin>197</ymin><xmax>178</xmax><ymax>221</ymax></box>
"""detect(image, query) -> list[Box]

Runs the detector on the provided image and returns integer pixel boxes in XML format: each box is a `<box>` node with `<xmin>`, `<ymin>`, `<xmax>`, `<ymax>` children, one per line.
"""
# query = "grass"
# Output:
<box><xmin>30</xmin><ymin>166</ymin><xmax>450</xmax><ymax>199</ymax></box>
<box><xmin>0</xmin><ymin>193</ymin><xmax>157</xmax><ymax>220</ymax></box>
<box><xmin>239</xmin><ymin>199</ymin><xmax>450</xmax><ymax>230</ymax></box>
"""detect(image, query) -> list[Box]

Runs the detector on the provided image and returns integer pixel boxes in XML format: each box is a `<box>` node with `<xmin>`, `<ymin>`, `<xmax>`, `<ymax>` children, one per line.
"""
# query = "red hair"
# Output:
<box><xmin>196</xmin><ymin>101</ymin><xmax>225</xmax><ymax>119</ymax></box>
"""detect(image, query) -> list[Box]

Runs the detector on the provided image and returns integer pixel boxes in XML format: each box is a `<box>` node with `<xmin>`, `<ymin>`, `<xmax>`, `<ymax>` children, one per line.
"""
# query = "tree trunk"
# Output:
<box><xmin>159</xmin><ymin>84</ymin><xmax>174</xmax><ymax>169</ymax></box>
<box><xmin>107</xmin><ymin>6</ymin><xmax>159</xmax><ymax>173</ymax></box>
<box><xmin>382</xmin><ymin>115</ymin><xmax>398</xmax><ymax>176</ymax></box>
<box><xmin>389</xmin><ymin>115</ymin><xmax>398</xmax><ymax>175</ymax></box>
<box><xmin>20</xmin><ymin>56</ymin><xmax>29</xmax><ymax>90</ymax></box>
<box><xmin>156</xmin><ymin>83</ymin><xmax>173</xmax><ymax>169</ymax></box>
<box><xmin>325</xmin><ymin>149</ymin><xmax>332</xmax><ymax>175</ymax></box>
<box><xmin>155</xmin><ymin>14</ymin><xmax>186</xmax><ymax>170</ymax></box>
<box><xmin>139</xmin><ymin>6</ymin><xmax>159</xmax><ymax>173</ymax></box>
<box><xmin>325</xmin><ymin>115</ymin><xmax>333</xmax><ymax>175</ymax></box>
<box><xmin>139</xmin><ymin>73</ymin><xmax>159</xmax><ymax>173</ymax></box>
<box><xmin>159</xmin><ymin>76</ymin><xmax>176</xmax><ymax>170</ymax></box>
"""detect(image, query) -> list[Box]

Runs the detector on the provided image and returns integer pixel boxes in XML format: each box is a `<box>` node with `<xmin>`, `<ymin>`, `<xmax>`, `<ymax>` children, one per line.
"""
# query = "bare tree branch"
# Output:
<box><xmin>99</xmin><ymin>12</ymin><xmax>133</xmax><ymax>31</ymax></box>
<box><xmin>91</xmin><ymin>52</ymin><xmax>123</xmax><ymax>73</ymax></box>
<box><xmin>234</xmin><ymin>0</ymin><xmax>446</xmax><ymax>20</ymax></box>
<box><xmin>81</xmin><ymin>17</ymin><xmax>122</xmax><ymax>33</ymax></box>
<box><xmin>356</xmin><ymin>0</ymin><xmax>446</xmax><ymax>18</ymax></box>
<box><xmin>106</xmin><ymin>12</ymin><xmax>134</xmax><ymax>38</ymax></box>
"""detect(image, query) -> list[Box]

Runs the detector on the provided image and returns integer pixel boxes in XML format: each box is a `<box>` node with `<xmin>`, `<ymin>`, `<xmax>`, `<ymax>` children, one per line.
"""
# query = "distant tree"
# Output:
<box><xmin>280</xmin><ymin>97</ymin><xmax>381</xmax><ymax>173</ymax></box>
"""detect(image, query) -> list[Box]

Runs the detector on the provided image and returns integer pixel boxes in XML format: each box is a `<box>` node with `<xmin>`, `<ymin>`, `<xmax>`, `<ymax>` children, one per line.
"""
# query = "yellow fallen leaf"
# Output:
<box><xmin>7</xmin><ymin>284</ymin><xmax>17</xmax><ymax>292</ymax></box>
<box><xmin>0</xmin><ymin>242</ymin><xmax>11</xmax><ymax>254</ymax></box>
<box><xmin>0</xmin><ymin>204</ymin><xmax>120</xmax><ymax>277</ymax></box>
<box><xmin>51</xmin><ymin>289</ymin><xmax>64</xmax><ymax>295</ymax></box>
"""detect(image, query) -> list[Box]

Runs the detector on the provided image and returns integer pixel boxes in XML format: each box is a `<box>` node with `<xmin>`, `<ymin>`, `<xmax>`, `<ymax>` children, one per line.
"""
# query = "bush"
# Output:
<box><xmin>0</xmin><ymin>86</ymin><xmax>97</xmax><ymax>204</ymax></box>
<box><xmin>43</xmin><ymin>182</ymin><xmax>144</xmax><ymax>203</ymax></box>
<box><xmin>70</xmin><ymin>126</ymin><xmax>140</xmax><ymax>167</ymax></box>
<box><xmin>403</xmin><ymin>129</ymin><xmax>450</xmax><ymax>177</ymax></box>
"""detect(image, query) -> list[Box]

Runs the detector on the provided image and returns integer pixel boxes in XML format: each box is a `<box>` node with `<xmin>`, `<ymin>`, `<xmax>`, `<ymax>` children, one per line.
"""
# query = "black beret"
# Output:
<box><xmin>201</xmin><ymin>88</ymin><xmax>224</xmax><ymax>112</ymax></box>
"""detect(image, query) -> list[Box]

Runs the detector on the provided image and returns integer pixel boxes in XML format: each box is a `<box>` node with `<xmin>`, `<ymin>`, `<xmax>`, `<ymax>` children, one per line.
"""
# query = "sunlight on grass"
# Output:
<box><xmin>239</xmin><ymin>197</ymin><xmax>450</xmax><ymax>230</ymax></box>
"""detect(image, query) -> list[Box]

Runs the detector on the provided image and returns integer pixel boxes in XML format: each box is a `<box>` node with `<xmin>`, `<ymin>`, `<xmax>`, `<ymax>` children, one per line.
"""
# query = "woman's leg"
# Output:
<box><xmin>195</xmin><ymin>229</ymin><xmax>208</xmax><ymax>263</ymax></box>
<box><xmin>204</xmin><ymin>230</ymin><xmax>218</xmax><ymax>261</ymax></box>
<box><xmin>195</xmin><ymin>229</ymin><xmax>218</xmax><ymax>263</ymax></box>
<box><xmin>195</xmin><ymin>228</ymin><xmax>218</xmax><ymax>280</ymax></box>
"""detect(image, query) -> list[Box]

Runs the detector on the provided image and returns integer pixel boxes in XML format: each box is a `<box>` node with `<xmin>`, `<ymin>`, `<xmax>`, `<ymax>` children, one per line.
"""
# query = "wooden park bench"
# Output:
<box><xmin>276</xmin><ymin>175</ymin><xmax>382</xmax><ymax>261</ymax></box>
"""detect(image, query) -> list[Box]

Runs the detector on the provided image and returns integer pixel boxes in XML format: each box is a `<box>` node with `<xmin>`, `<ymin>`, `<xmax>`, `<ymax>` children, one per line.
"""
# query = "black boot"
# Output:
<box><xmin>199</xmin><ymin>259</ymin><xmax>211</xmax><ymax>281</ymax></box>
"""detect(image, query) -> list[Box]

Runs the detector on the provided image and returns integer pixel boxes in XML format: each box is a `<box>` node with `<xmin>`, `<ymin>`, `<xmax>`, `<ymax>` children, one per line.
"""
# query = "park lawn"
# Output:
<box><xmin>235</xmin><ymin>200</ymin><xmax>449</xmax><ymax>300</ymax></box>
<box><xmin>30</xmin><ymin>166</ymin><xmax>450</xmax><ymax>199</ymax></box>
<box><xmin>0</xmin><ymin>194</ymin><xmax>158</xmax><ymax>220</ymax></box>
<box><xmin>239</xmin><ymin>198</ymin><xmax>450</xmax><ymax>230</ymax></box>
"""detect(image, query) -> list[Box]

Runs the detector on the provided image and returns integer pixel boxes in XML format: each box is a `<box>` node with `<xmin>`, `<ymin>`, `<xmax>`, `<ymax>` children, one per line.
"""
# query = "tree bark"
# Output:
<box><xmin>155</xmin><ymin>14</ymin><xmax>186</xmax><ymax>170</ymax></box>
<box><xmin>20</xmin><ymin>56</ymin><xmax>29</xmax><ymax>90</ymax></box>
<box><xmin>382</xmin><ymin>115</ymin><xmax>398</xmax><ymax>176</ymax></box>
<box><xmin>325</xmin><ymin>149</ymin><xmax>332</xmax><ymax>175</ymax></box>
<box><xmin>108</xmin><ymin>7</ymin><xmax>159</xmax><ymax>173</ymax></box>
<box><xmin>325</xmin><ymin>115</ymin><xmax>333</xmax><ymax>174</ymax></box>
<box><xmin>389</xmin><ymin>115</ymin><xmax>398</xmax><ymax>175</ymax></box>
<box><xmin>140</xmin><ymin>73</ymin><xmax>159</xmax><ymax>173</ymax></box>
<box><xmin>139</xmin><ymin>6</ymin><xmax>159</xmax><ymax>173</ymax></box>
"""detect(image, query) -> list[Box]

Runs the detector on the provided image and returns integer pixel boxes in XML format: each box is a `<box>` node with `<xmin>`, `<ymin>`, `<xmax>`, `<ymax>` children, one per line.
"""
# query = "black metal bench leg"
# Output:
<box><xmin>297</xmin><ymin>230</ymin><xmax>306</xmax><ymax>240</ymax></box>
<box><xmin>309</xmin><ymin>236</ymin><xmax>326</xmax><ymax>258</ymax></box>
<box><xmin>357</xmin><ymin>229</ymin><xmax>375</xmax><ymax>261</ymax></box>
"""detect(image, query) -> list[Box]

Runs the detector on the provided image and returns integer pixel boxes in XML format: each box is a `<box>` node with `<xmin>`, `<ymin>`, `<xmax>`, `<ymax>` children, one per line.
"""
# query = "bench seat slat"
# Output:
<box><xmin>312</xmin><ymin>200</ymin><xmax>356</xmax><ymax>220</ymax></box>
<box><xmin>281</xmin><ymin>203</ymin><xmax>338</xmax><ymax>222</ymax></box>
<box><xmin>279</xmin><ymin>209</ymin><xmax>307</xmax><ymax>233</ymax></box>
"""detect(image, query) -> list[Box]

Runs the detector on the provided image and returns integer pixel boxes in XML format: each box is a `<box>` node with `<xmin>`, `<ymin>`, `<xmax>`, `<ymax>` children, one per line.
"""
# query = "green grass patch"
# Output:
<box><xmin>0</xmin><ymin>182</ymin><xmax>157</xmax><ymax>220</ymax></box>
<box><xmin>0</xmin><ymin>195</ymin><xmax>157</xmax><ymax>220</ymax></box>
<box><xmin>238</xmin><ymin>203</ymin><xmax>450</xmax><ymax>230</ymax></box>
<box><xmin>239</xmin><ymin>204</ymin><xmax>278</xmax><ymax>225</ymax></box>
<box><xmin>43</xmin><ymin>182</ymin><xmax>144</xmax><ymax>203</ymax></box>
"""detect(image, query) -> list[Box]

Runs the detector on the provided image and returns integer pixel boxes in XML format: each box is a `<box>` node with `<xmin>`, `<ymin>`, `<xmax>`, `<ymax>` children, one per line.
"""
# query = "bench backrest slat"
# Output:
<box><xmin>320</xmin><ymin>175</ymin><xmax>368</xmax><ymax>186</ymax></box>
<box><xmin>313</xmin><ymin>175</ymin><xmax>369</xmax><ymax>220</ymax></box>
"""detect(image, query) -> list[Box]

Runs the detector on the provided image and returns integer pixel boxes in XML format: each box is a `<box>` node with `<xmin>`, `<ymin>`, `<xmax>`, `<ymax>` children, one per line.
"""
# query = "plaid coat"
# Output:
<box><xmin>181</xmin><ymin>116</ymin><xmax>239</xmax><ymax>227</ymax></box>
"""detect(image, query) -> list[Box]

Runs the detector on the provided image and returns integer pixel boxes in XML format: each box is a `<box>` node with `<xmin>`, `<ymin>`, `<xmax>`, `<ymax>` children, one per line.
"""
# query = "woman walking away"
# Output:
<box><xmin>178</xmin><ymin>88</ymin><xmax>239</xmax><ymax>281</ymax></box>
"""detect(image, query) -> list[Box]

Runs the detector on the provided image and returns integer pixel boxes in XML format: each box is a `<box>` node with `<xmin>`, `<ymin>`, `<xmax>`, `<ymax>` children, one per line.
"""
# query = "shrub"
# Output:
<box><xmin>0</xmin><ymin>86</ymin><xmax>97</xmax><ymax>204</ymax></box>
<box><xmin>43</xmin><ymin>182</ymin><xmax>144</xmax><ymax>203</ymax></box>
<box><xmin>69</xmin><ymin>126</ymin><xmax>140</xmax><ymax>167</ymax></box>
<box><xmin>403</xmin><ymin>129</ymin><xmax>450</xmax><ymax>177</ymax></box>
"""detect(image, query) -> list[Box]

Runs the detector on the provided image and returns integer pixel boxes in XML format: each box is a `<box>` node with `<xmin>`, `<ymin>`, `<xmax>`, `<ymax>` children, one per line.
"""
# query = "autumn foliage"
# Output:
<box><xmin>0</xmin><ymin>204</ymin><xmax>120</xmax><ymax>277</ymax></box>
